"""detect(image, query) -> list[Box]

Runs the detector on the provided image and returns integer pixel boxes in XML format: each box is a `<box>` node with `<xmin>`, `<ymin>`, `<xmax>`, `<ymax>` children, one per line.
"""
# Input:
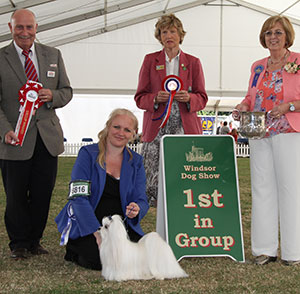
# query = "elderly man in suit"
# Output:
<box><xmin>0</xmin><ymin>9</ymin><xmax>72</xmax><ymax>259</ymax></box>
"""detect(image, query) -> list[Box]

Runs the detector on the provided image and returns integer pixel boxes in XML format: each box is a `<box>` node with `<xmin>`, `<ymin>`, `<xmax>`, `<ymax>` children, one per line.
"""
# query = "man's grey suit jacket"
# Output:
<box><xmin>0</xmin><ymin>42</ymin><xmax>72</xmax><ymax>160</ymax></box>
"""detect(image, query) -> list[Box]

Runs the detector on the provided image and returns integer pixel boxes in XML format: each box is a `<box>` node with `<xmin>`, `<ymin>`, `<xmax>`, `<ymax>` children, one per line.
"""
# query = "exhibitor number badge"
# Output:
<box><xmin>68</xmin><ymin>180</ymin><xmax>91</xmax><ymax>199</ymax></box>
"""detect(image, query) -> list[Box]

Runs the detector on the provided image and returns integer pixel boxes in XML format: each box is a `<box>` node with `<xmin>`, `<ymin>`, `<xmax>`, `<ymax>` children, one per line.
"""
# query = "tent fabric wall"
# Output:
<box><xmin>55</xmin><ymin>94</ymin><xmax>144</xmax><ymax>143</ymax></box>
<box><xmin>58</xmin><ymin>5</ymin><xmax>279</xmax><ymax>93</ymax></box>
<box><xmin>48</xmin><ymin>2</ymin><xmax>300</xmax><ymax>95</ymax></box>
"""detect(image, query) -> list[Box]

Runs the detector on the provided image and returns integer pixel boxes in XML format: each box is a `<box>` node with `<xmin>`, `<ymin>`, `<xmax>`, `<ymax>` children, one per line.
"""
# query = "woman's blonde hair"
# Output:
<box><xmin>155</xmin><ymin>13</ymin><xmax>186</xmax><ymax>45</ymax></box>
<box><xmin>259</xmin><ymin>15</ymin><xmax>295</xmax><ymax>49</ymax></box>
<box><xmin>97</xmin><ymin>108</ymin><xmax>138</xmax><ymax>168</ymax></box>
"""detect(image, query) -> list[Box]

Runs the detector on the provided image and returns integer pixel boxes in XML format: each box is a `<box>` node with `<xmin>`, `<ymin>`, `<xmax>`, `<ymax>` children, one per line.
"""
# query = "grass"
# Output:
<box><xmin>0</xmin><ymin>157</ymin><xmax>300</xmax><ymax>294</ymax></box>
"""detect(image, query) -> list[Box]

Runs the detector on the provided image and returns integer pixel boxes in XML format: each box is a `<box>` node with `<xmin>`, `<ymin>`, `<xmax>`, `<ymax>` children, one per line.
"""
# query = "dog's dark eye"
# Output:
<box><xmin>104</xmin><ymin>224</ymin><xmax>109</xmax><ymax>229</ymax></box>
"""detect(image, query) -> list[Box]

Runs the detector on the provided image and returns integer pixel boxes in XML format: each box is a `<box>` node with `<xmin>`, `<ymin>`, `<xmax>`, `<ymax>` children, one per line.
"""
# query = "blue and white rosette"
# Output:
<box><xmin>251</xmin><ymin>65</ymin><xmax>264</xmax><ymax>88</ymax></box>
<box><xmin>60</xmin><ymin>203</ymin><xmax>76</xmax><ymax>246</ymax></box>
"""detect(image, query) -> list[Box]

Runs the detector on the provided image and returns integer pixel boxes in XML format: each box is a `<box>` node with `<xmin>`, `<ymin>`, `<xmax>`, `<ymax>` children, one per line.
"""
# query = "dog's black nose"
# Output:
<box><xmin>108</xmin><ymin>215</ymin><xmax>112</xmax><ymax>221</ymax></box>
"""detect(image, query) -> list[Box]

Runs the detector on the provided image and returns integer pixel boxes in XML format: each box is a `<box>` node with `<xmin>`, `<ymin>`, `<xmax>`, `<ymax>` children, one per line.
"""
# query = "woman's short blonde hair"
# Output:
<box><xmin>259</xmin><ymin>15</ymin><xmax>295</xmax><ymax>49</ymax></box>
<box><xmin>155</xmin><ymin>13</ymin><xmax>186</xmax><ymax>45</ymax></box>
<box><xmin>97</xmin><ymin>108</ymin><xmax>138</xmax><ymax>168</ymax></box>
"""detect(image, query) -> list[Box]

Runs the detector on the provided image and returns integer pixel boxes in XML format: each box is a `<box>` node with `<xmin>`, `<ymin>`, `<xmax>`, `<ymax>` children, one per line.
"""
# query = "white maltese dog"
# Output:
<box><xmin>99</xmin><ymin>214</ymin><xmax>188</xmax><ymax>281</ymax></box>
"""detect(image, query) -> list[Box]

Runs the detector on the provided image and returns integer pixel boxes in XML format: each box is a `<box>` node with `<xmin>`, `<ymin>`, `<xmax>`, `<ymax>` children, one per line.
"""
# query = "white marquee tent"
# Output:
<box><xmin>1</xmin><ymin>0</ymin><xmax>300</xmax><ymax>141</ymax></box>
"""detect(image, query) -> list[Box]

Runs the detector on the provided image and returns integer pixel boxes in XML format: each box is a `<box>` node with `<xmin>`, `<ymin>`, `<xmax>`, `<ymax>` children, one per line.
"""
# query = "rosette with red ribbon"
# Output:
<box><xmin>13</xmin><ymin>80</ymin><xmax>44</xmax><ymax>146</ymax></box>
<box><xmin>152</xmin><ymin>75</ymin><xmax>183</xmax><ymax>128</ymax></box>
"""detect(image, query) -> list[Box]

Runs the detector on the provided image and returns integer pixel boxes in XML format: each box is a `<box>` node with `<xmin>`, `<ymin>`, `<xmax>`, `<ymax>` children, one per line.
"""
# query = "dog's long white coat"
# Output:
<box><xmin>99</xmin><ymin>215</ymin><xmax>188</xmax><ymax>281</ymax></box>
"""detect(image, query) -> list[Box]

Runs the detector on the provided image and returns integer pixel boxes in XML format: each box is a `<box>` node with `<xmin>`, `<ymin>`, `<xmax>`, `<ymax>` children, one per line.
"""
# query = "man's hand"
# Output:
<box><xmin>39</xmin><ymin>88</ymin><xmax>53</xmax><ymax>102</ymax></box>
<box><xmin>5</xmin><ymin>130</ymin><xmax>18</xmax><ymax>145</ymax></box>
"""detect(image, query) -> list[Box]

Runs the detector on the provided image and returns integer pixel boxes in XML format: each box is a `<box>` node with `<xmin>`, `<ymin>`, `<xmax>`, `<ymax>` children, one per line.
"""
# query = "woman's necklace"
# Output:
<box><xmin>269</xmin><ymin>50</ymin><xmax>289</xmax><ymax>65</ymax></box>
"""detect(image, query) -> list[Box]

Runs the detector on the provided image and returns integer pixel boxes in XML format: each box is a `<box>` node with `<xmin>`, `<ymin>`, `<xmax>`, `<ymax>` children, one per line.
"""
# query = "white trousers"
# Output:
<box><xmin>249</xmin><ymin>133</ymin><xmax>300</xmax><ymax>261</ymax></box>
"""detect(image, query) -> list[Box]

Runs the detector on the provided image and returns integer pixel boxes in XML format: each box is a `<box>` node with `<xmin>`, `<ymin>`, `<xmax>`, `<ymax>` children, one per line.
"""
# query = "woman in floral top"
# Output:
<box><xmin>235</xmin><ymin>15</ymin><xmax>300</xmax><ymax>266</ymax></box>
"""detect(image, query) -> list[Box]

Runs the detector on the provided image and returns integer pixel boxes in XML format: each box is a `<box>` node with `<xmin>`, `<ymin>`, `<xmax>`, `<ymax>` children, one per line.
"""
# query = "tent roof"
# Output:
<box><xmin>1</xmin><ymin>0</ymin><xmax>300</xmax><ymax>48</ymax></box>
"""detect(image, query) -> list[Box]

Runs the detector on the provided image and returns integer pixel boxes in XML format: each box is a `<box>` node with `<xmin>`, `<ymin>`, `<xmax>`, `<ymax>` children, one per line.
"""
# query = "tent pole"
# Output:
<box><xmin>280</xmin><ymin>0</ymin><xmax>300</xmax><ymax>15</ymax></box>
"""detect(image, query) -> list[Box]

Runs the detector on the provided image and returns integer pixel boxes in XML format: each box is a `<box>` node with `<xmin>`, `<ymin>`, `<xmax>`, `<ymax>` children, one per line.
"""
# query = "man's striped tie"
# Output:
<box><xmin>22</xmin><ymin>49</ymin><xmax>38</xmax><ymax>81</ymax></box>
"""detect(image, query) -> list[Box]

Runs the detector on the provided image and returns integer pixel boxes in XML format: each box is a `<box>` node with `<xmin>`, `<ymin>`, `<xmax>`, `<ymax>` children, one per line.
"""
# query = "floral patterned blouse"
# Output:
<box><xmin>253</xmin><ymin>67</ymin><xmax>295</xmax><ymax>137</ymax></box>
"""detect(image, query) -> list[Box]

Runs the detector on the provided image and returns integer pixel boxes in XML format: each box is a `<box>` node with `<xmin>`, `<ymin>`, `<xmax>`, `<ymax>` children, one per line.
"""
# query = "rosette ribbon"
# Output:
<box><xmin>60</xmin><ymin>203</ymin><xmax>76</xmax><ymax>246</ymax></box>
<box><xmin>152</xmin><ymin>75</ymin><xmax>183</xmax><ymax>128</ymax></box>
<box><xmin>13</xmin><ymin>80</ymin><xmax>44</xmax><ymax>146</ymax></box>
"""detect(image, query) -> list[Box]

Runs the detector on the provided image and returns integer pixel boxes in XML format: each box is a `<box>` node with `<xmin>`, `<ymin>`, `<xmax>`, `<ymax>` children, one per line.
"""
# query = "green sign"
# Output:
<box><xmin>156</xmin><ymin>135</ymin><xmax>244</xmax><ymax>262</ymax></box>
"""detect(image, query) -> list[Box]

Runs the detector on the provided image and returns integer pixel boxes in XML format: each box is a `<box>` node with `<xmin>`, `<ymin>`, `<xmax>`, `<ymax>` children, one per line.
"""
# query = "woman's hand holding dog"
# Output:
<box><xmin>126</xmin><ymin>202</ymin><xmax>140</xmax><ymax>218</ymax></box>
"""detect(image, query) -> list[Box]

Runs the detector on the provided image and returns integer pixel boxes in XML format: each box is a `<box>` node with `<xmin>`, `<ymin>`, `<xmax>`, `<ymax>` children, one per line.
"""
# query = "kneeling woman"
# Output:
<box><xmin>56</xmin><ymin>109</ymin><xmax>149</xmax><ymax>270</ymax></box>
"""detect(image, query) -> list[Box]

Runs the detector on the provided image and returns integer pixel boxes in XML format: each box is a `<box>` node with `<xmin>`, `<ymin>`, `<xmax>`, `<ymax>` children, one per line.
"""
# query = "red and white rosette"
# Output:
<box><xmin>13</xmin><ymin>80</ymin><xmax>44</xmax><ymax>146</ymax></box>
